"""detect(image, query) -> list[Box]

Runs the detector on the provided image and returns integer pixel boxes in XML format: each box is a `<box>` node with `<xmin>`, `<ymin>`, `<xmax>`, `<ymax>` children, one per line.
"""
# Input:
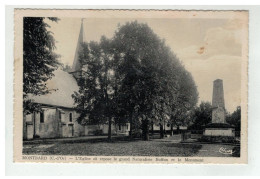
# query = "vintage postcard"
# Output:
<box><xmin>13</xmin><ymin>9</ymin><xmax>248</xmax><ymax>164</ymax></box>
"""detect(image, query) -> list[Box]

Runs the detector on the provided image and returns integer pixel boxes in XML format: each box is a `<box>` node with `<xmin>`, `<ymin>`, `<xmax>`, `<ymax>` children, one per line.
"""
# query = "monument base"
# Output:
<box><xmin>203</xmin><ymin>123</ymin><xmax>235</xmax><ymax>137</ymax></box>
<box><xmin>198</xmin><ymin>123</ymin><xmax>236</xmax><ymax>143</ymax></box>
<box><xmin>204</xmin><ymin>128</ymin><xmax>235</xmax><ymax>137</ymax></box>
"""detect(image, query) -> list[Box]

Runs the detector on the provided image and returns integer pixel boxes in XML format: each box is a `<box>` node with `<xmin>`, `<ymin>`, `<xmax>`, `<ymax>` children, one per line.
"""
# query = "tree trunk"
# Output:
<box><xmin>163</xmin><ymin>120</ymin><xmax>166</xmax><ymax>135</ymax></box>
<box><xmin>151</xmin><ymin>121</ymin><xmax>154</xmax><ymax>136</ymax></box>
<box><xmin>160</xmin><ymin>123</ymin><xmax>164</xmax><ymax>139</ymax></box>
<box><xmin>181</xmin><ymin>130</ymin><xmax>185</xmax><ymax>142</ymax></box>
<box><xmin>108</xmin><ymin>117</ymin><xmax>112</xmax><ymax>141</ymax></box>
<box><xmin>170</xmin><ymin>123</ymin><xmax>174</xmax><ymax>136</ymax></box>
<box><xmin>142</xmin><ymin>119</ymin><xmax>149</xmax><ymax>141</ymax></box>
<box><xmin>177</xmin><ymin>125</ymin><xmax>180</xmax><ymax>134</ymax></box>
<box><xmin>23</xmin><ymin>112</ymin><xmax>26</xmax><ymax>140</ymax></box>
<box><xmin>33</xmin><ymin>112</ymin><xmax>36</xmax><ymax>138</ymax></box>
<box><xmin>129</xmin><ymin>112</ymin><xmax>133</xmax><ymax>139</ymax></box>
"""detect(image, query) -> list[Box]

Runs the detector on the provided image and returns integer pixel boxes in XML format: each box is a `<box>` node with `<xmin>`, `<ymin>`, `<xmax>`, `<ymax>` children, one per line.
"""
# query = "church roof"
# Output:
<box><xmin>29</xmin><ymin>69</ymin><xmax>79</xmax><ymax>108</ymax></box>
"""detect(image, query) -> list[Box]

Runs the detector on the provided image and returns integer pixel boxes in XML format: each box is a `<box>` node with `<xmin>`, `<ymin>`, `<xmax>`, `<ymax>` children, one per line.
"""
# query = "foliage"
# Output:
<box><xmin>73</xmin><ymin>21</ymin><xmax>199</xmax><ymax>140</ymax></box>
<box><xmin>23</xmin><ymin>17</ymin><xmax>60</xmax><ymax>114</ymax></box>
<box><xmin>169</xmin><ymin>68</ymin><xmax>198</xmax><ymax>129</ymax></box>
<box><xmin>226</xmin><ymin>106</ymin><xmax>241</xmax><ymax>131</ymax></box>
<box><xmin>189</xmin><ymin>101</ymin><xmax>212</xmax><ymax>130</ymax></box>
<box><xmin>198</xmin><ymin>135</ymin><xmax>236</xmax><ymax>143</ymax></box>
<box><xmin>72</xmin><ymin>38</ymin><xmax>116</xmax><ymax>126</ymax></box>
<box><xmin>232</xmin><ymin>146</ymin><xmax>240</xmax><ymax>157</ymax></box>
<box><xmin>113</xmin><ymin>21</ymin><xmax>198</xmax><ymax>139</ymax></box>
<box><xmin>61</xmin><ymin>64</ymin><xmax>72</xmax><ymax>72</ymax></box>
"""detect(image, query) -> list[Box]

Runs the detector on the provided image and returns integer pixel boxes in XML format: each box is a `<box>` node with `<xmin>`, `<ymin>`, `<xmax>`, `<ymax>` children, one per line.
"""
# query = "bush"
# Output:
<box><xmin>198</xmin><ymin>136</ymin><xmax>236</xmax><ymax>143</ymax></box>
<box><xmin>235</xmin><ymin>131</ymin><xmax>241</xmax><ymax>137</ymax></box>
<box><xmin>190</xmin><ymin>130</ymin><xmax>203</xmax><ymax>134</ymax></box>
<box><xmin>131</xmin><ymin>129</ymin><xmax>142</xmax><ymax>138</ymax></box>
<box><xmin>94</xmin><ymin>130</ymin><xmax>103</xmax><ymax>136</ymax></box>
<box><xmin>198</xmin><ymin>136</ymin><xmax>211</xmax><ymax>142</ymax></box>
<box><xmin>232</xmin><ymin>146</ymin><xmax>240</xmax><ymax>157</ymax></box>
<box><xmin>221</xmin><ymin>136</ymin><xmax>236</xmax><ymax>143</ymax></box>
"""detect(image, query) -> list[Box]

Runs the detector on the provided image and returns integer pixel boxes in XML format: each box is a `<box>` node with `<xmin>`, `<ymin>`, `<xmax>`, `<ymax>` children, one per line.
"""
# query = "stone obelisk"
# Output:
<box><xmin>203</xmin><ymin>79</ymin><xmax>235</xmax><ymax>138</ymax></box>
<box><xmin>212</xmin><ymin>79</ymin><xmax>225</xmax><ymax>123</ymax></box>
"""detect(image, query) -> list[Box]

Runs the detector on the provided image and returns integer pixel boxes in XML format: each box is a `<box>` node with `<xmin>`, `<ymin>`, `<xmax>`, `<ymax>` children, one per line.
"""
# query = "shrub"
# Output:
<box><xmin>198</xmin><ymin>136</ymin><xmax>236</xmax><ymax>143</ymax></box>
<box><xmin>221</xmin><ymin>136</ymin><xmax>236</xmax><ymax>143</ymax></box>
<box><xmin>94</xmin><ymin>129</ymin><xmax>103</xmax><ymax>136</ymax></box>
<box><xmin>131</xmin><ymin>129</ymin><xmax>142</xmax><ymax>138</ymax></box>
<box><xmin>232</xmin><ymin>146</ymin><xmax>240</xmax><ymax>157</ymax></box>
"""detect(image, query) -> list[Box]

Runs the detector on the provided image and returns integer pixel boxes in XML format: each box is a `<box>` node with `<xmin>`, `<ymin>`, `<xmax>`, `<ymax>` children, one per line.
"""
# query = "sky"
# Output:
<box><xmin>46</xmin><ymin>16</ymin><xmax>244</xmax><ymax>113</ymax></box>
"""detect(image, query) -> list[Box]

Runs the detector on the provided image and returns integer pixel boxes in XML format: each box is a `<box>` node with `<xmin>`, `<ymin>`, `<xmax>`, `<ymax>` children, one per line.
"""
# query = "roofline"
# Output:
<box><xmin>33</xmin><ymin>102</ymin><xmax>76</xmax><ymax>110</ymax></box>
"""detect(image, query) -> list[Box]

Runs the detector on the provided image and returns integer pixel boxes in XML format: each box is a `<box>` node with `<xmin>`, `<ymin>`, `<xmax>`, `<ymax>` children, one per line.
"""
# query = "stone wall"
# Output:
<box><xmin>24</xmin><ymin>106</ymin><xmax>130</xmax><ymax>139</ymax></box>
<box><xmin>35</xmin><ymin>108</ymin><xmax>60</xmax><ymax>138</ymax></box>
<box><xmin>24</xmin><ymin>107</ymin><xmax>84</xmax><ymax>139</ymax></box>
<box><xmin>59</xmin><ymin>109</ymin><xmax>84</xmax><ymax>138</ymax></box>
<box><xmin>85</xmin><ymin>124</ymin><xmax>118</xmax><ymax>135</ymax></box>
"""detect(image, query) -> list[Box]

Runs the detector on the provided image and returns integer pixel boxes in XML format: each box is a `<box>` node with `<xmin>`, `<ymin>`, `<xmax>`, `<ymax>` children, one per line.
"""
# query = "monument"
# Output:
<box><xmin>204</xmin><ymin>79</ymin><xmax>235</xmax><ymax>137</ymax></box>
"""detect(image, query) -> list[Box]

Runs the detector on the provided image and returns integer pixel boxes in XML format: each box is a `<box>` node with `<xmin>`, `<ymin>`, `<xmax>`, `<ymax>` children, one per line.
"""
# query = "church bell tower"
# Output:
<box><xmin>70</xmin><ymin>19</ymin><xmax>86</xmax><ymax>80</ymax></box>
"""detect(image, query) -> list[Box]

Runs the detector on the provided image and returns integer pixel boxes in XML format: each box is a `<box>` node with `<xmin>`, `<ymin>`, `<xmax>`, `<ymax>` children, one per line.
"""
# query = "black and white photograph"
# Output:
<box><xmin>13</xmin><ymin>9</ymin><xmax>248</xmax><ymax>163</ymax></box>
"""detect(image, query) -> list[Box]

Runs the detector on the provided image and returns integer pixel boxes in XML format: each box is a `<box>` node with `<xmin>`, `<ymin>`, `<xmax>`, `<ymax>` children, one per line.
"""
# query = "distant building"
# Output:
<box><xmin>23</xmin><ymin>21</ymin><xmax>129</xmax><ymax>140</ymax></box>
<box><xmin>152</xmin><ymin>124</ymin><xmax>187</xmax><ymax>132</ymax></box>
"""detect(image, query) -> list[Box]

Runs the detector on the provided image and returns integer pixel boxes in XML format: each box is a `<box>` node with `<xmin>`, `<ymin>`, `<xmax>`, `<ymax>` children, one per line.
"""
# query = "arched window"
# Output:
<box><xmin>69</xmin><ymin>113</ymin><xmax>73</xmax><ymax>122</ymax></box>
<box><xmin>40</xmin><ymin>112</ymin><xmax>44</xmax><ymax>123</ymax></box>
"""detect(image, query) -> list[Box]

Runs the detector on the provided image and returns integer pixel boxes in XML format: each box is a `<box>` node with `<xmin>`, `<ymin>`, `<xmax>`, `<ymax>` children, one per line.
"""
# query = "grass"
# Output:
<box><xmin>23</xmin><ymin>138</ymin><xmax>202</xmax><ymax>156</ymax></box>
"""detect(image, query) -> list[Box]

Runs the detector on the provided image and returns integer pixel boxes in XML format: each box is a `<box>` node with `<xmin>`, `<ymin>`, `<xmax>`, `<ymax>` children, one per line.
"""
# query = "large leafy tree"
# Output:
<box><xmin>113</xmin><ymin>21</ymin><xmax>198</xmax><ymax>140</ymax></box>
<box><xmin>73</xmin><ymin>21</ymin><xmax>198</xmax><ymax>141</ymax></box>
<box><xmin>189</xmin><ymin>101</ymin><xmax>212</xmax><ymax>130</ymax></box>
<box><xmin>23</xmin><ymin>17</ymin><xmax>60</xmax><ymax>114</ymax></box>
<box><xmin>112</xmin><ymin>22</ymin><xmax>170</xmax><ymax>140</ymax></box>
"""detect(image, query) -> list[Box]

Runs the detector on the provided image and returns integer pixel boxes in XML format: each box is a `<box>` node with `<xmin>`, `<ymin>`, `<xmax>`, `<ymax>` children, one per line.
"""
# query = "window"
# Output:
<box><xmin>59</xmin><ymin>111</ymin><xmax>61</xmax><ymax>120</ymax></box>
<box><xmin>119</xmin><ymin>124</ymin><xmax>121</xmax><ymax>130</ymax></box>
<box><xmin>40</xmin><ymin>112</ymin><xmax>44</xmax><ymax>123</ymax></box>
<box><xmin>69</xmin><ymin>113</ymin><xmax>73</xmax><ymax>122</ymax></box>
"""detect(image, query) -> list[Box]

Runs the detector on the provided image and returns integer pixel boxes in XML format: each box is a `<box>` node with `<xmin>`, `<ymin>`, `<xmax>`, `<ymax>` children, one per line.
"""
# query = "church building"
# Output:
<box><xmin>23</xmin><ymin>21</ymin><xmax>130</xmax><ymax>140</ymax></box>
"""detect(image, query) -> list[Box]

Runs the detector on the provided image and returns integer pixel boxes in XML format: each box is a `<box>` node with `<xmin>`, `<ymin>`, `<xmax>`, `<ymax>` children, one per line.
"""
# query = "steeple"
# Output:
<box><xmin>71</xmin><ymin>19</ymin><xmax>86</xmax><ymax>78</ymax></box>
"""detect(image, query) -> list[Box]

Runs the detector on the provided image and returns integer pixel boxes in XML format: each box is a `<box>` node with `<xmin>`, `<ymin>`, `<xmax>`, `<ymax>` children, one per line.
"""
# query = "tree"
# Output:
<box><xmin>169</xmin><ymin>69</ymin><xmax>198</xmax><ymax>135</ymax></box>
<box><xmin>226</xmin><ymin>106</ymin><xmax>241</xmax><ymax>131</ymax></box>
<box><xmin>189</xmin><ymin>101</ymin><xmax>212</xmax><ymax>130</ymax></box>
<box><xmin>72</xmin><ymin>37</ymin><xmax>119</xmax><ymax>140</ymax></box>
<box><xmin>113</xmin><ymin>21</ymin><xmax>198</xmax><ymax>140</ymax></box>
<box><xmin>62</xmin><ymin>64</ymin><xmax>72</xmax><ymax>72</ymax></box>
<box><xmin>23</xmin><ymin>17</ymin><xmax>60</xmax><ymax>114</ymax></box>
<box><xmin>73</xmin><ymin>21</ymin><xmax>198</xmax><ymax>141</ymax></box>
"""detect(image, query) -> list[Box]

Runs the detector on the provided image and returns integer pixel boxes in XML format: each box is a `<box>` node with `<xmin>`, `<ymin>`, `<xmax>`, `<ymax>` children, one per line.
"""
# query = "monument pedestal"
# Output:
<box><xmin>203</xmin><ymin>123</ymin><xmax>235</xmax><ymax>137</ymax></box>
<box><xmin>200</xmin><ymin>79</ymin><xmax>236</xmax><ymax>142</ymax></box>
